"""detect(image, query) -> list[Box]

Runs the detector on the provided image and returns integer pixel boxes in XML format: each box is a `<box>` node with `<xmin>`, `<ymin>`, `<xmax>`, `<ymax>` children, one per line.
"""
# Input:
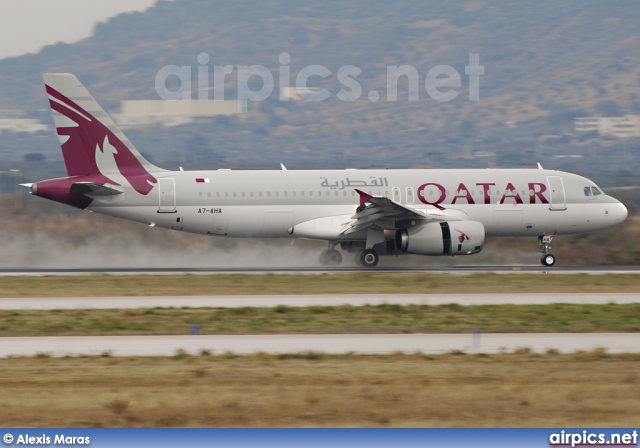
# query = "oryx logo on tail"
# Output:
<box><xmin>45</xmin><ymin>76</ymin><xmax>157</xmax><ymax>195</ymax></box>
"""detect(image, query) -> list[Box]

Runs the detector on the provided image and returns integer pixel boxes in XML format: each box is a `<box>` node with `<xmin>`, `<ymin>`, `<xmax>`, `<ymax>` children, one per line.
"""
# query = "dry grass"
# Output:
<box><xmin>0</xmin><ymin>352</ymin><xmax>638</xmax><ymax>427</ymax></box>
<box><xmin>1</xmin><ymin>303</ymin><xmax>639</xmax><ymax>336</ymax></box>
<box><xmin>2</xmin><ymin>273</ymin><xmax>640</xmax><ymax>298</ymax></box>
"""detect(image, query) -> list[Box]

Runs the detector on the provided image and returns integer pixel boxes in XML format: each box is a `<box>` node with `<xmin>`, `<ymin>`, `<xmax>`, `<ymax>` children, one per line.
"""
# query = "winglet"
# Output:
<box><xmin>537</xmin><ymin>162</ymin><xmax>544</xmax><ymax>170</ymax></box>
<box><xmin>280</xmin><ymin>163</ymin><xmax>287</xmax><ymax>170</ymax></box>
<box><xmin>355</xmin><ymin>189</ymin><xmax>373</xmax><ymax>206</ymax></box>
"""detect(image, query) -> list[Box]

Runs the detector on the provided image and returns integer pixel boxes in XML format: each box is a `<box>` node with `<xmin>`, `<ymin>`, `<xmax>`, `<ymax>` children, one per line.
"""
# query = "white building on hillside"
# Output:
<box><xmin>575</xmin><ymin>115</ymin><xmax>640</xmax><ymax>139</ymax></box>
<box><xmin>115</xmin><ymin>100</ymin><xmax>239</xmax><ymax>127</ymax></box>
<box><xmin>0</xmin><ymin>111</ymin><xmax>49</xmax><ymax>135</ymax></box>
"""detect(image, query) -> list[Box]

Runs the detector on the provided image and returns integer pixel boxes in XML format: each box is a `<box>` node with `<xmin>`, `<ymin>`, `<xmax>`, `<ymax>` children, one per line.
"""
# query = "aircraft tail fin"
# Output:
<box><xmin>43</xmin><ymin>73</ymin><xmax>162</xmax><ymax>194</ymax></box>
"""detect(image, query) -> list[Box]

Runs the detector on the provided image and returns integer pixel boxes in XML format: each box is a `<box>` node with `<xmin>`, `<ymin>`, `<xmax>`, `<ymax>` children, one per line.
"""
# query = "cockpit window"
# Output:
<box><xmin>585</xmin><ymin>186</ymin><xmax>603</xmax><ymax>197</ymax></box>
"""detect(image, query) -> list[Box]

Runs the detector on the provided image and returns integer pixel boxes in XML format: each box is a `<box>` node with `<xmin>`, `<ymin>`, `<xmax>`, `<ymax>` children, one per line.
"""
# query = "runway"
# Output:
<box><xmin>0</xmin><ymin>293</ymin><xmax>638</xmax><ymax>310</ymax></box>
<box><xmin>1</xmin><ymin>333</ymin><xmax>638</xmax><ymax>357</ymax></box>
<box><xmin>1</xmin><ymin>266</ymin><xmax>639</xmax><ymax>276</ymax></box>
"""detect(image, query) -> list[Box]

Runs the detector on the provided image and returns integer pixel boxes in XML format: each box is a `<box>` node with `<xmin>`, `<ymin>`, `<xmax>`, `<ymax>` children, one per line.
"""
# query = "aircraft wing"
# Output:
<box><xmin>341</xmin><ymin>189</ymin><xmax>465</xmax><ymax>235</ymax></box>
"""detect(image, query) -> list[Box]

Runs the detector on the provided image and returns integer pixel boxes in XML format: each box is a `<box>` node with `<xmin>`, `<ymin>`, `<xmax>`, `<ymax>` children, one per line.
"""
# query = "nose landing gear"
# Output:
<box><xmin>541</xmin><ymin>253</ymin><xmax>556</xmax><ymax>267</ymax></box>
<box><xmin>539</xmin><ymin>235</ymin><xmax>556</xmax><ymax>267</ymax></box>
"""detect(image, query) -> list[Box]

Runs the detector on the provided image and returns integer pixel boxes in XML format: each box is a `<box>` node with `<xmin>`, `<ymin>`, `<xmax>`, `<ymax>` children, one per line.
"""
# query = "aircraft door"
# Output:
<box><xmin>546</xmin><ymin>176</ymin><xmax>566</xmax><ymax>211</ymax></box>
<box><xmin>158</xmin><ymin>178</ymin><xmax>176</xmax><ymax>213</ymax></box>
<box><xmin>405</xmin><ymin>187</ymin><xmax>415</xmax><ymax>204</ymax></box>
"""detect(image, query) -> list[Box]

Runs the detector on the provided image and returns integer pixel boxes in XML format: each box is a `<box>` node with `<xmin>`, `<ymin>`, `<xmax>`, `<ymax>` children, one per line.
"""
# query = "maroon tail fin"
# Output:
<box><xmin>44</xmin><ymin>73</ymin><xmax>162</xmax><ymax>195</ymax></box>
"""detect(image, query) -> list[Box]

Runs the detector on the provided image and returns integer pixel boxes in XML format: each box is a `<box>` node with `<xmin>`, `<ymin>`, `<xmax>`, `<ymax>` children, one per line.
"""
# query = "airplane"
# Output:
<box><xmin>23</xmin><ymin>73</ymin><xmax>628</xmax><ymax>268</ymax></box>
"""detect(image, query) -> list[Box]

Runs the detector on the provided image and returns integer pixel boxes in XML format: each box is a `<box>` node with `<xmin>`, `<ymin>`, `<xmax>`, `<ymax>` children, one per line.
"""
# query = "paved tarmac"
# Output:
<box><xmin>2</xmin><ymin>292</ymin><xmax>636</xmax><ymax>358</ymax></box>
<box><xmin>0</xmin><ymin>293</ymin><xmax>637</xmax><ymax>310</ymax></box>
<box><xmin>1</xmin><ymin>266</ymin><xmax>639</xmax><ymax>276</ymax></box>
<box><xmin>1</xmin><ymin>333</ymin><xmax>638</xmax><ymax>357</ymax></box>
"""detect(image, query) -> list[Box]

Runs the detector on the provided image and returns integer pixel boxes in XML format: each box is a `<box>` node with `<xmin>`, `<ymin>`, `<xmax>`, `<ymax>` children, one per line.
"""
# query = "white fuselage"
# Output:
<box><xmin>89</xmin><ymin>168</ymin><xmax>628</xmax><ymax>240</ymax></box>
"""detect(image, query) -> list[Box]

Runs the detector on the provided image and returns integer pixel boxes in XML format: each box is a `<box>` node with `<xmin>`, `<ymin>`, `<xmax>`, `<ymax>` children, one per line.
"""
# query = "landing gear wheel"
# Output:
<box><xmin>359</xmin><ymin>249</ymin><xmax>379</xmax><ymax>268</ymax></box>
<box><xmin>321</xmin><ymin>249</ymin><xmax>342</xmax><ymax>267</ymax></box>
<box><xmin>541</xmin><ymin>254</ymin><xmax>556</xmax><ymax>267</ymax></box>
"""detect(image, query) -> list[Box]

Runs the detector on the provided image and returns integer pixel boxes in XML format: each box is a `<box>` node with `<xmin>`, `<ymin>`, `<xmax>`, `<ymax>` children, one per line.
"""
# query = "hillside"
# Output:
<box><xmin>0</xmin><ymin>0</ymin><xmax>638</xmax><ymax>181</ymax></box>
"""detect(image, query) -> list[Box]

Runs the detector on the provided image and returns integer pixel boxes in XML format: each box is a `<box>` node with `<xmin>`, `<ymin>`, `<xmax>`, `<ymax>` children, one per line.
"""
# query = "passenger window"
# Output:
<box><xmin>591</xmin><ymin>187</ymin><xmax>602</xmax><ymax>196</ymax></box>
<box><xmin>584</xmin><ymin>187</ymin><xmax>592</xmax><ymax>197</ymax></box>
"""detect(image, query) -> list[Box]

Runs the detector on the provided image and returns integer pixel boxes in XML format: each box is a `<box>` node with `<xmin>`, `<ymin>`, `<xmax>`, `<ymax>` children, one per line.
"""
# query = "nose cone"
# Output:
<box><xmin>613</xmin><ymin>201</ymin><xmax>628</xmax><ymax>223</ymax></box>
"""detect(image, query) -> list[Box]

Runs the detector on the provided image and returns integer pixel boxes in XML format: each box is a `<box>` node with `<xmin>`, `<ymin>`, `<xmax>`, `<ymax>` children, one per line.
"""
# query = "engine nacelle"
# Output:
<box><xmin>395</xmin><ymin>221</ymin><xmax>485</xmax><ymax>256</ymax></box>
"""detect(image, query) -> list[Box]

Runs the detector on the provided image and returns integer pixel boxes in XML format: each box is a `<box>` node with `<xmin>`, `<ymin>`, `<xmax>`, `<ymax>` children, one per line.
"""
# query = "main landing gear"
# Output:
<box><xmin>358</xmin><ymin>249</ymin><xmax>379</xmax><ymax>268</ymax></box>
<box><xmin>539</xmin><ymin>235</ymin><xmax>556</xmax><ymax>267</ymax></box>
<box><xmin>320</xmin><ymin>243</ymin><xmax>380</xmax><ymax>268</ymax></box>
<box><xmin>319</xmin><ymin>242</ymin><xmax>343</xmax><ymax>267</ymax></box>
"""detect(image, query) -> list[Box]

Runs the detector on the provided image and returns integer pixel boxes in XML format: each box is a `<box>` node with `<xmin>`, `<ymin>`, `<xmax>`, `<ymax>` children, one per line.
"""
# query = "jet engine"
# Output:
<box><xmin>395</xmin><ymin>221</ymin><xmax>485</xmax><ymax>256</ymax></box>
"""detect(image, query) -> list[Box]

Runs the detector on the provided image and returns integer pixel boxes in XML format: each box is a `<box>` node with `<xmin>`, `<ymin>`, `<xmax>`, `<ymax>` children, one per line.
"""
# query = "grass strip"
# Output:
<box><xmin>2</xmin><ymin>303</ymin><xmax>639</xmax><ymax>336</ymax></box>
<box><xmin>0</xmin><ymin>351</ymin><xmax>638</xmax><ymax>427</ymax></box>
<box><xmin>1</xmin><ymin>273</ymin><xmax>640</xmax><ymax>297</ymax></box>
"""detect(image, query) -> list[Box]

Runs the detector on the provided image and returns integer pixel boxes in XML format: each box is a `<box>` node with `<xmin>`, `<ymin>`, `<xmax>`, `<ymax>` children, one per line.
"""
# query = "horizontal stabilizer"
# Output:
<box><xmin>70</xmin><ymin>182</ymin><xmax>124</xmax><ymax>197</ymax></box>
